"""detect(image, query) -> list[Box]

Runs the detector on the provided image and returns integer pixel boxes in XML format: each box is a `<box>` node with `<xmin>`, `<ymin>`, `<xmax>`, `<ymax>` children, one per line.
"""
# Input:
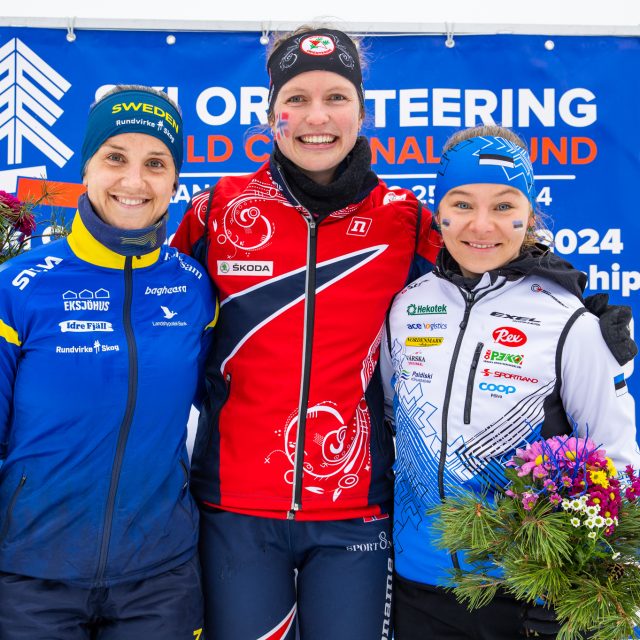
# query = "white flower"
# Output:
<box><xmin>570</xmin><ymin>517</ymin><xmax>581</xmax><ymax>527</ymax></box>
<box><xmin>584</xmin><ymin>505</ymin><xmax>599</xmax><ymax>517</ymax></box>
<box><xmin>569</xmin><ymin>499</ymin><xmax>583</xmax><ymax>511</ymax></box>
<box><xmin>593</xmin><ymin>515</ymin><xmax>605</xmax><ymax>527</ymax></box>
<box><xmin>588</xmin><ymin>531</ymin><xmax>597</xmax><ymax>539</ymax></box>
<box><xmin>605</xmin><ymin>517</ymin><xmax>614</xmax><ymax>526</ymax></box>
<box><xmin>561</xmin><ymin>499</ymin><xmax>572</xmax><ymax>511</ymax></box>
<box><xmin>584</xmin><ymin>518</ymin><xmax>597</xmax><ymax>529</ymax></box>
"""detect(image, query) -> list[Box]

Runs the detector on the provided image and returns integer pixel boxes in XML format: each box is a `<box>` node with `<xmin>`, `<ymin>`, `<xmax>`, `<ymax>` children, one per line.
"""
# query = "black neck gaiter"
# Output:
<box><xmin>272</xmin><ymin>136</ymin><xmax>378</xmax><ymax>218</ymax></box>
<box><xmin>78</xmin><ymin>192</ymin><xmax>167</xmax><ymax>257</ymax></box>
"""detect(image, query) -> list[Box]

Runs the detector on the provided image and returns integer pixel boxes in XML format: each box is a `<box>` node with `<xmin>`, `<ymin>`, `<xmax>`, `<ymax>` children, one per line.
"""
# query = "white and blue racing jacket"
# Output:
<box><xmin>381</xmin><ymin>248</ymin><xmax>639</xmax><ymax>587</ymax></box>
<box><xmin>0</xmin><ymin>213</ymin><xmax>216</xmax><ymax>586</ymax></box>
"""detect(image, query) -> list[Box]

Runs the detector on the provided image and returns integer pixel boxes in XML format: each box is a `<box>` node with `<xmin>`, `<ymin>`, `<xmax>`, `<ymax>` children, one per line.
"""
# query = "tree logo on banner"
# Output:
<box><xmin>0</xmin><ymin>38</ymin><xmax>74</xmax><ymax>169</ymax></box>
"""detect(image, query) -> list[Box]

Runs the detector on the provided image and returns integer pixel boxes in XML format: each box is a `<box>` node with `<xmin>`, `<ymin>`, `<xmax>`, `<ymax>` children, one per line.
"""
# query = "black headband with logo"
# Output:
<box><xmin>267</xmin><ymin>29</ymin><xmax>364</xmax><ymax>110</ymax></box>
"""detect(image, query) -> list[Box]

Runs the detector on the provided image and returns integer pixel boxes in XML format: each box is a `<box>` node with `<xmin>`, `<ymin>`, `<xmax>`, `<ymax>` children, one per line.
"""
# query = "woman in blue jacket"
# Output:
<box><xmin>0</xmin><ymin>85</ymin><xmax>216</xmax><ymax>639</ymax></box>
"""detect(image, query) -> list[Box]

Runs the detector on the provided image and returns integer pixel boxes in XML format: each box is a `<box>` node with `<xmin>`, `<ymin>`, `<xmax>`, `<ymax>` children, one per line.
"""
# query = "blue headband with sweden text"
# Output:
<box><xmin>433</xmin><ymin>136</ymin><xmax>536</xmax><ymax>213</ymax></box>
<box><xmin>80</xmin><ymin>89</ymin><xmax>183</xmax><ymax>176</ymax></box>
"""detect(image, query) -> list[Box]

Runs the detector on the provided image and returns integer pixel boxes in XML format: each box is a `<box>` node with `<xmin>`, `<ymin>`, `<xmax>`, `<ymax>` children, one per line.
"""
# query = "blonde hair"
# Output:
<box><xmin>443</xmin><ymin>124</ymin><xmax>527</xmax><ymax>154</ymax></box>
<box><xmin>266</xmin><ymin>23</ymin><xmax>368</xmax><ymax>123</ymax></box>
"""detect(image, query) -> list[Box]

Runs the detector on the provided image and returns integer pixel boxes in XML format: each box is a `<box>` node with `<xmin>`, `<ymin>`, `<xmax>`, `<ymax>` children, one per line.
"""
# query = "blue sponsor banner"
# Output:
<box><xmin>0</xmin><ymin>27</ymin><xmax>638</xmax><ymax>401</ymax></box>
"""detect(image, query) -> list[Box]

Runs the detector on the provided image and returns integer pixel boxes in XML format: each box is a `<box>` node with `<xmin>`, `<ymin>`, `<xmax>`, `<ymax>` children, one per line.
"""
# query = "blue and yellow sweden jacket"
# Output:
<box><xmin>0</xmin><ymin>213</ymin><xmax>216</xmax><ymax>586</ymax></box>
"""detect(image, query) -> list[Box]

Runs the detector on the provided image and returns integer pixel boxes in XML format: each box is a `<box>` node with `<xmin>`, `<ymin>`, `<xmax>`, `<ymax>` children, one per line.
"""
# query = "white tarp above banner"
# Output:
<box><xmin>3</xmin><ymin>0</ymin><xmax>640</xmax><ymax>34</ymax></box>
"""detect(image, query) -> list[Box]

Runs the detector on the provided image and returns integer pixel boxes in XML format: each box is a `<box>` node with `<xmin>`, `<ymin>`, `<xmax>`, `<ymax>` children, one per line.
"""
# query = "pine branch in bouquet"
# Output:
<box><xmin>448</xmin><ymin>570</ymin><xmax>503</xmax><ymax>610</ymax></box>
<box><xmin>430</xmin><ymin>491</ymin><xmax>504</xmax><ymax>555</ymax></box>
<box><xmin>0</xmin><ymin>184</ymin><xmax>70</xmax><ymax>264</ymax></box>
<box><xmin>554</xmin><ymin>568</ymin><xmax>640</xmax><ymax>640</ymax></box>
<box><xmin>428</xmin><ymin>435</ymin><xmax>640</xmax><ymax>640</ymax></box>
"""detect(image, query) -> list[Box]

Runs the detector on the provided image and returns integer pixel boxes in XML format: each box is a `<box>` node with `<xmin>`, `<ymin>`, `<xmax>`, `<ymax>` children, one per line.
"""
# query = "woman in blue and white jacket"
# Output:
<box><xmin>382</xmin><ymin>124</ymin><xmax>640</xmax><ymax>640</ymax></box>
<box><xmin>0</xmin><ymin>85</ymin><xmax>216</xmax><ymax>639</ymax></box>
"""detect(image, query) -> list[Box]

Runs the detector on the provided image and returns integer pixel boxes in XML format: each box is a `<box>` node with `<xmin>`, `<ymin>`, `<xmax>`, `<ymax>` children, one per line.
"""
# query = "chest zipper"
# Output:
<box><xmin>95</xmin><ymin>256</ymin><xmax>139</xmax><ymax>583</ymax></box>
<box><xmin>463</xmin><ymin>342</ymin><xmax>484</xmax><ymax>424</ymax></box>
<box><xmin>273</xmin><ymin>163</ymin><xmax>320</xmax><ymax>520</ymax></box>
<box><xmin>289</xmin><ymin>218</ymin><xmax>317</xmax><ymax>519</ymax></box>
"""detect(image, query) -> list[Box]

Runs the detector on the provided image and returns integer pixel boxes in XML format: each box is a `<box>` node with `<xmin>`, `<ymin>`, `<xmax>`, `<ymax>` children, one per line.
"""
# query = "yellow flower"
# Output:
<box><xmin>589</xmin><ymin>470</ymin><xmax>609</xmax><ymax>488</ymax></box>
<box><xmin>606</xmin><ymin>457</ymin><xmax>617</xmax><ymax>477</ymax></box>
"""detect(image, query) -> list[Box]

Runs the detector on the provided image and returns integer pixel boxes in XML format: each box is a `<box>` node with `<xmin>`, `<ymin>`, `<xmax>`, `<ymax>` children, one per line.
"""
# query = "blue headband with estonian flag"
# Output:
<box><xmin>433</xmin><ymin>136</ymin><xmax>536</xmax><ymax>213</ymax></box>
<box><xmin>80</xmin><ymin>88</ymin><xmax>183</xmax><ymax>176</ymax></box>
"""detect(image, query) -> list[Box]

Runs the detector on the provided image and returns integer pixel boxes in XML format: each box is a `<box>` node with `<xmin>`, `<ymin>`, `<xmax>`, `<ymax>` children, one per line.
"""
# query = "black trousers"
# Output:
<box><xmin>394</xmin><ymin>573</ymin><xmax>559</xmax><ymax>640</ymax></box>
<box><xmin>0</xmin><ymin>555</ymin><xmax>204</xmax><ymax>640</ymax></box>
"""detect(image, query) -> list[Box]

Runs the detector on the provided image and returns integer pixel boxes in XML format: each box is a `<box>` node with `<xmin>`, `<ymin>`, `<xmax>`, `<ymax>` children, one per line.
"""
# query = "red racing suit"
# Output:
<box><xmin>172</xmin><ymin>160</ymin><xmax>439</xmax><ymax>520</ymax></box>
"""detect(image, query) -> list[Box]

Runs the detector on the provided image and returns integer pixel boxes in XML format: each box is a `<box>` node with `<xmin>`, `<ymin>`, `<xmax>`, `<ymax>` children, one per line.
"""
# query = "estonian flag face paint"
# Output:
<box><xmin>478</xmin><ymin>153</ymin><xmax>516</xmax><ymax>168</ymax></box>
<box><xmin>614</xmin><ymin>373</ymin><xmax>628</xmax><ymax>397</ymax></box>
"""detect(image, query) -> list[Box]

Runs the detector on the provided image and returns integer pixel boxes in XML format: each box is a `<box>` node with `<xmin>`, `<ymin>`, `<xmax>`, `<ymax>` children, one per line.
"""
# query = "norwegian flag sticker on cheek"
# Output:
<box><xmin>492</xmin><ymin>326</ymin><xmax>527</xmax><ymax>347</ymax></box>
<box><xmin>275</xmin><ymin>112</ymin><xmax>290</xmax><ymax>140</ymax></box>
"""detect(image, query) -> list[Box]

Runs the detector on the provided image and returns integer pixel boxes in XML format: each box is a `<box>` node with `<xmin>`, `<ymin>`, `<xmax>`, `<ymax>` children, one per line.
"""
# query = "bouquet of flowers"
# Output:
<box><xmin>0</xmin><ymin>187</ymin><xmax>68</xmax><ymax>265</ymax></box>
<box><xmin>429</xmin><ymin>435</ymin><xmax>640</xmax><ymax>640</ymax></box>
<box><xmin>0</xmin><ymin>190</ymin><xmax>37</xmax><ymax>264</ymax></box>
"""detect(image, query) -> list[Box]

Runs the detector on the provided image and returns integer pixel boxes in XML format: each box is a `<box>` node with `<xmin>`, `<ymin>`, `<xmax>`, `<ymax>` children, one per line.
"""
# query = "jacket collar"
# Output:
<box><xmin>67</xmin><ymin>213</ymin><xmax>161</xmax><ymax>269</ymax></box>
<box><xmin>435</xmin><ymin>244</ymin><xmax>586</xmax><ymax>299</ymax></box>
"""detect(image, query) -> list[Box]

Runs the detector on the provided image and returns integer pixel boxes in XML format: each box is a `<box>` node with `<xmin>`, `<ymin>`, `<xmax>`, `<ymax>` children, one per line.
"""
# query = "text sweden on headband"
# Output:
<box><xmin>80</xmin><ymin>89</ymin><xmax>184</xmax><ymax>175</ymax></box>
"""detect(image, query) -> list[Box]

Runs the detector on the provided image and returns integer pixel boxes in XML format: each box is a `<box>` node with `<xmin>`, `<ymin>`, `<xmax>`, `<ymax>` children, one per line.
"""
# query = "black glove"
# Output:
<box><xmin>583</xmin><ymin>293</ymin><xmax>637</xmax><ymax>366</ymax></box>
<box><xmin>521</xmin><ymin>602</ymin><xmax>561</xmax><ymax>637</ymax></box>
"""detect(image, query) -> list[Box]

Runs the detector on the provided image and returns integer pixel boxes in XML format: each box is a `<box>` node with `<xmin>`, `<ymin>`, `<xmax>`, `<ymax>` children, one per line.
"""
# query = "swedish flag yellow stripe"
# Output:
<box><xmin>205</xmin><ymin>299</ymin><xmax>220</xmax><ymax>331</ymax></box>
<box><xmin>0</xmin><ymin>319</ymin><xmax>20</xmax><ymax>346</ymax></box>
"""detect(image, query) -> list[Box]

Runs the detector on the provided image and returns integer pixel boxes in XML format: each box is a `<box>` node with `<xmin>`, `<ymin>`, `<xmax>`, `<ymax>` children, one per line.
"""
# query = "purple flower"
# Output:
<box><xmin>514</xmin><ymin>440</ymin><xmax>553</xmax><ymax>478</ymax></box>
<box><xmin>522</xmin><ymin>492</ymin><xmax>539</xmax><ymax>511</ymax></box>
<box><xmin>553</xmin><ymin>436</ymin><xmax>601</xmax><ymax>468</ymax></box>
<box><xmin>0</xmin><ymin>191</ymin><xmax>36</xmax><ymax>237</ymax></box>
<box><xmin>0</xmin><ymin>190</ymin><xmax>22</xmax><ymax>215</ymax></box>
<box><xmin>14</xmin><ymin>213</ymin><xmax>36</xmax><ymax>235</ymax></box>
<box><xmin>561</xmin><ymin>475</ymin><xmax>573</xmax><ymax>487</ymax></box>
<box><xmin>624</xmin><ymin>466</ymin><xmax>640</xmax><ymax>503</ymax></box>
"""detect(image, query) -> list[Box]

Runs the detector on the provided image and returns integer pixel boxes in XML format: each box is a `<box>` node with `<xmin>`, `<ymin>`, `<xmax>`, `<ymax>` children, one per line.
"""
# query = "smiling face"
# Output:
<box><xmin>83</xmin><ymin>132</ymin><xmax>176</xmax><ymax>230</ymax></box>
<box><xmin>438</xmin><ymin>183</ymin><xmax>533</xmax><ymax>277</ymax></box>
<box><xmin>271</xmin><ymin>70</ymin><xmax>363</xmax><ymax>185</ymax></box>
